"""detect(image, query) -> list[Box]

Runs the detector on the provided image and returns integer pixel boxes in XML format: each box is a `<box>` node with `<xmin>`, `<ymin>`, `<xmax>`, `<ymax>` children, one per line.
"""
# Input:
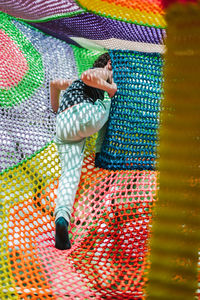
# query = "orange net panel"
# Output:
<box><xmin>92</xmin><ymin>0</ymin><xmax>164</xmax><ymax>14</ymax></box>
<box><xmin>3</xmin><ymin>143</ymin><xmax>157</xmax><ymax>299</ymax></box>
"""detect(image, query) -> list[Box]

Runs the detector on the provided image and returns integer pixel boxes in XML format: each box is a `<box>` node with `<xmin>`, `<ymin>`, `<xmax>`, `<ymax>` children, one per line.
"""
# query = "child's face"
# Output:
<box><xmin>105</xmin><ymin>60</ymin><xmax>112</xmax><ymax>71</ymax></box>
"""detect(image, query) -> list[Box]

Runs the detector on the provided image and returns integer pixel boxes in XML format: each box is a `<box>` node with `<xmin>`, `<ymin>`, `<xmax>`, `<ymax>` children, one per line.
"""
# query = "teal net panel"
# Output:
<box><xmin>95</xmin><ymin>50</ymin><xmax>163</xmax><ymax>171</ymax></box>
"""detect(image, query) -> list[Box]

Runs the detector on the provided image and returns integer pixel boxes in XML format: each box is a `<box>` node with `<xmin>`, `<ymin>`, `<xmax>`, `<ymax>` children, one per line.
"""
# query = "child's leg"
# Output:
<box><xmin>54</xmin><ymin>139</ymin><xmax>85</xmax><ymax>250</ymax></box>
<box><xmin>54</xmin><ymin>99</ymin><xmax>111</xmax><ymax>249</ymax></box>
<box><xmin>54</xmin><ymin>139</ymin><xmax>85</xmax><ymax>223</ymax></box>
<box><xmin>54</xmin><ymin>107</ymin><xmax>86</xmax><ymax>250</ymax></box>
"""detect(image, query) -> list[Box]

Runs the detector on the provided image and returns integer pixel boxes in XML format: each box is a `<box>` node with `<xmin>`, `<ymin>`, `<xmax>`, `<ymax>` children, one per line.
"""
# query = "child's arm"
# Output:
<box><xmin>50</xmin><ymin>79</ymin><xmax>73</xmax><ymax>113</ymax></box>
<box><xmin>81</xmin><ymin>68</ymin><xmax>117</xmax><ymax>98</ymax></box>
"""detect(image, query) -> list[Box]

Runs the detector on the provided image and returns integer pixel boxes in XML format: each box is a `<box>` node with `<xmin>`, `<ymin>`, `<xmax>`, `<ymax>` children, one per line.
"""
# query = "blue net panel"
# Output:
<box><xmin>95</xmin><ymin>50</ymin><xmax>163</xmax><ymax>171</ymax></box>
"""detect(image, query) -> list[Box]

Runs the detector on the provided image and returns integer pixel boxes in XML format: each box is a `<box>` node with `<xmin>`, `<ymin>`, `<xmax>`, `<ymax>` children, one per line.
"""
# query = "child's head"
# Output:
<box><xmin>93</xmin><ymin>53</ymin><xmax>111</xmax><ymax>69</ymax></box>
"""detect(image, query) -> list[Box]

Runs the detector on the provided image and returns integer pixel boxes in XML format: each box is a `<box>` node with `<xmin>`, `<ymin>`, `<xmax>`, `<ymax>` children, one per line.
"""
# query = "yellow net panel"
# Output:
<box><xmin>76</xmin><ymin>0</ymin><xmax>166</xmax><ymax>28</ymax></box>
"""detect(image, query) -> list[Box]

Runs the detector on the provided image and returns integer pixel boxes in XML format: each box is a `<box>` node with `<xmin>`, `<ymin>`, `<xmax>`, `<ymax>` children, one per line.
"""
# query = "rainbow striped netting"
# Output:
<box><xmin>0</xmin><ymin>1</ymin><xmax>199</xmax><ymax>299</ymax></box>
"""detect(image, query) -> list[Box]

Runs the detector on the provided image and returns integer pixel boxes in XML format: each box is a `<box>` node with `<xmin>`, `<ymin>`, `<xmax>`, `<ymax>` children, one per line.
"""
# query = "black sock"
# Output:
<box><xmin>55</xmin><ymin>217</ymin><xmax>71</xmax><ymax>250</ymax></box>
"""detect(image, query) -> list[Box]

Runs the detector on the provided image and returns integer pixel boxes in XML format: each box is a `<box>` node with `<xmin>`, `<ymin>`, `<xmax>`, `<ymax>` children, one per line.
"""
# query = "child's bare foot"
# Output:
<box><xmin>55</xmin><ymin>217</ymin><xmax>71</xmax><ymax>250</ymax></box>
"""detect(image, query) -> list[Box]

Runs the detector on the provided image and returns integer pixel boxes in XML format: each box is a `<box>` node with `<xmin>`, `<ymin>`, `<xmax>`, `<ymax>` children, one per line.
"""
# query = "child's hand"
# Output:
<box><xmin>108</xmin><ymin>82</ymin><xmax>117</xmax><ymax>98</ymax></box>
<box><xmin>107</xmin><ymin>70</ymin><xmax>113</xmax><ymax>84</ymax></box>
<box><xmin>50</xmin><ymin>79</ymin><xmax>73</xmax><ymax>90</ymax></box>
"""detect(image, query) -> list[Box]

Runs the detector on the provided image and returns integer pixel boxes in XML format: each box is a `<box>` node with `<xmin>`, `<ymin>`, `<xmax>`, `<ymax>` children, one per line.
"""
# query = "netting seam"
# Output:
<box><xmin>16</xmin><ymin>10</ymin><xmax>84</xmax><ymax>23</ymax></box>
<box><xmin>13</xmin><ymin>16</ymin><xmax>72</xmax><ymax>42</ymax></box>
<box><xmin>0</xmin><ymin>141</ymin><xmax>53</xmax><ymax>176</ymax></box>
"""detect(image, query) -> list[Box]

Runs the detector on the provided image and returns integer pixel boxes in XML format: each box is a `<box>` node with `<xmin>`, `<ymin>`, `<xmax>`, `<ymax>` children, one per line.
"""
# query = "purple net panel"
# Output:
<box><xmin>0</xmin><ymin>14</ymin><xmax>78</xmax><ymax>172</ymax></box>
<box><xmin>0</xmin><ymin>0</ymin><xmax>83</xmax><ymax>21</ymax></box>
<box><xmin>28</xmin><ymin>13</ymin><xmax>166</xmax><ymax>46</ymax></box>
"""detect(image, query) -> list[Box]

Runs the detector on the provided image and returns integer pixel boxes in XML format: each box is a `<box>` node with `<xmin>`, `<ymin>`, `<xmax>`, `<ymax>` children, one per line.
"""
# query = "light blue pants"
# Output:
<box><xmin>54</xmin><ymin>99</ymin><xmax>111</xmax><ymax>223</ymax></box>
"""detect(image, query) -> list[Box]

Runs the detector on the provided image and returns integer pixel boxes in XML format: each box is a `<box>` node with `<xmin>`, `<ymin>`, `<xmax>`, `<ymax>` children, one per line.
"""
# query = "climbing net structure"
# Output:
<box><xmin>0</xmin><ymin>1</ymin><xmax>199</xmax><ymax>299</ymax></box>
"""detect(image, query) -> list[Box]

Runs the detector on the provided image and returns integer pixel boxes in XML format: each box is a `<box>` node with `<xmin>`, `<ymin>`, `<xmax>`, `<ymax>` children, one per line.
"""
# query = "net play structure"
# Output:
<box><xmin>0</xmin><ymin>0</ymin><xmax>199</xmax><ymax>299</ymax></box>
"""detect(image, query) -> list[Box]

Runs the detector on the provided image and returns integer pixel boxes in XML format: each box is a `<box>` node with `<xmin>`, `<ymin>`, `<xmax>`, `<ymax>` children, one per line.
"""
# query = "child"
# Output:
<box><xmin>50</xmin><ymin>53</ymin><xmax>117</xmax><ymax>250</ymax></box>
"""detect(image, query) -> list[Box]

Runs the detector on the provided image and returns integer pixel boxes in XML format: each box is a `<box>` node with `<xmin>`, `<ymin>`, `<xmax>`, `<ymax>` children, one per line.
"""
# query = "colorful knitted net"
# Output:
<box><xmin>0</xmin><ymin>1</ymin><xmax>199</xmax><ymax>300</ymax></box>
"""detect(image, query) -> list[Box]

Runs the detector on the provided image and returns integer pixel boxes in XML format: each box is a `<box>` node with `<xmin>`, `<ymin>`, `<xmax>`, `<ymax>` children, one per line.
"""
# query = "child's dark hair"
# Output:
<box><xmin>93</xmin><ymin>53</ymin><xmax>111</xmax><ymax>68</ymax></box>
